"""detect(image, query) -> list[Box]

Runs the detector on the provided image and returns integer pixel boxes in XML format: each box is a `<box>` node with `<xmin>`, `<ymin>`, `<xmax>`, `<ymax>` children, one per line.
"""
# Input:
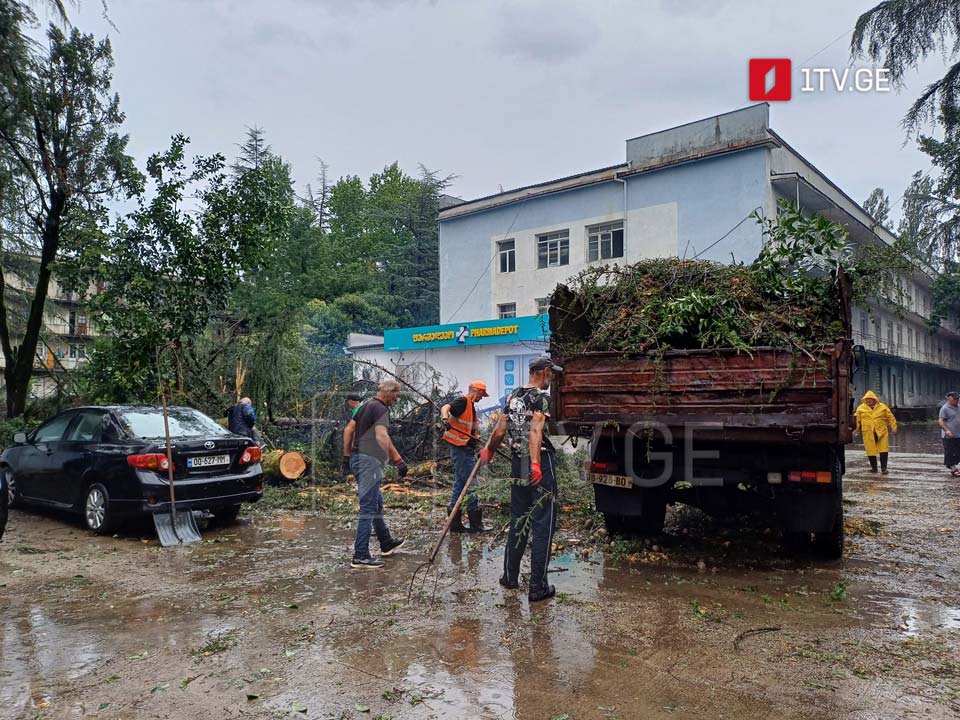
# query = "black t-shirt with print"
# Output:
<box><xmin>352</xmin><ymin>398</ymin><xmax>390</xmax><ymax>462</ymax></box>
<box><xmin>504</xmin><ymin>386</ymin><xmax>554</xmax><ymax>457</ymax></box>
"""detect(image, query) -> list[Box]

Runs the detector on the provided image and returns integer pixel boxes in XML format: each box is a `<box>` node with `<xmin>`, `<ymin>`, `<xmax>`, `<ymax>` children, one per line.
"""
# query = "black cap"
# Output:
<box><xmin>529</xmin><ymin>356</ymin><xmax>563</xmax><ymax>373</ymax></box>
<box><xmin>346</xmin><ymin>392</ymin><xmax>363</xmax><ymax>402</ymax></box>
<box><xmin>947</xmin><ymin>391</ymin><xmax>959</xmax><ymax>399</ymax></box>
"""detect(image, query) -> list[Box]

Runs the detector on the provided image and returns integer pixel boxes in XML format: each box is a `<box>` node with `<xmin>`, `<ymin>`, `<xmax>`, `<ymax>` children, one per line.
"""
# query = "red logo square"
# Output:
<box><xmin>749</xmin><ymin>58</ymin><xmax>791</xmax><ymax>101</ymax></box>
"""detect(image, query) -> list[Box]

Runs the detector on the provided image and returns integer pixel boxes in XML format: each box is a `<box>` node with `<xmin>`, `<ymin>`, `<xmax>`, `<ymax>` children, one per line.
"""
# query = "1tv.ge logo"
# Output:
<box><xmin>749</xmin><ymin>58</ymin><xmax>891</xmax><ymax>101</ymax></box>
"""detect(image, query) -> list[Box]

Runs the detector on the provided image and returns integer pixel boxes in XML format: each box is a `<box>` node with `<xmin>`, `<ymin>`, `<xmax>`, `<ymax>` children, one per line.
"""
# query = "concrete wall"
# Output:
<box><xmin>439</xmin><ymin>147</ymin><xmax>770</xmax><ymax>323</ymax></box>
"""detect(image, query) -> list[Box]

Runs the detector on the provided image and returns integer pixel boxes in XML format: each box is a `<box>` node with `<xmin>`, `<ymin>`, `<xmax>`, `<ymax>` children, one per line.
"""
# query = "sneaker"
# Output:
<box><xmin>380</xmin><ymin>537</ymin><xmax>405</xmax><ymax>556</ymax></box>
<box><xmin>350</xmin><ymin>556</ymin><xmax>384</xmax><ymax>569</ymax></box>
<box><xmin>498</xmin><ymin>575</ymin><xmax>519</xmax><ymax>590</ymax></box>
<box><xmin>528</xmin><ymin>585</ymin><xmax>556</xmax><ymax>603</ymax></box>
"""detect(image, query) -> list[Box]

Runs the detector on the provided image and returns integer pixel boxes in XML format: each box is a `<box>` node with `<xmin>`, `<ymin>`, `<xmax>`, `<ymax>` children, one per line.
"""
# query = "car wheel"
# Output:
<box><xmin>5</xmin><ymin>468</ymin><xmax>21</xmax><ymax>509</ymax></box>
<box><xmin>84</xmin><ymin>483</ymin><xmax>116</xmax><ymax>535</ymax></box>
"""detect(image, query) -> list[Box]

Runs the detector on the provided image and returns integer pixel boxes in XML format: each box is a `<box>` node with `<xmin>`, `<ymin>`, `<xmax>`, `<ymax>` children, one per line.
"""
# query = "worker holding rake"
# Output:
<box><xmin>478</xmin><ymin>356</ymin><xmax>563</xmax><ymax>603</ymax></box>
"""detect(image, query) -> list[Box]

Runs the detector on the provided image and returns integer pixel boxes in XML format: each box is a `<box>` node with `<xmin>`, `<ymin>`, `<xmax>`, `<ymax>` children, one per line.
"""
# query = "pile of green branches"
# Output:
<box><xmin>552</xmin><ymin>257</ymin><xmax>846</xmax><ymax>356</ymax></box>
<box><xmin>551</xmin><ymin>202</ymin><xmax>857</xmax><ymax>357</ymax></box>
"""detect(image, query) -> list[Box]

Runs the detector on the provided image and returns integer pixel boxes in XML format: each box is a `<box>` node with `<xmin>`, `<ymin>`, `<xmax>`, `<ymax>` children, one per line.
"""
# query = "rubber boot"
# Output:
<box><xmin>449</xmin><ymin>507</ymin><xmax>468</xmax><ymax>533</ymax></box>
<box><xmin>880</xmin><ymin>452</ymin><xmax>889</xmax><ymax>474</ymax></box>
<box><xmin>868</xmin><ymin>455</ymin><xmax>878</xmax><ymax>473</ymax></box>
<box><xmin>466</xmin><ymin>507</ymin><xmax>486</xmax><ymax>533</ymax></box>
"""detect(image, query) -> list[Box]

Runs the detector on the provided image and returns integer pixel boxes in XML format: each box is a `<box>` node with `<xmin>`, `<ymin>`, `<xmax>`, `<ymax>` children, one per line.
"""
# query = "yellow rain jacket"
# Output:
<box><xmin>855</xmin><ymin>390</ymin><xmax>898</xmax><ymax>455</ymax></box>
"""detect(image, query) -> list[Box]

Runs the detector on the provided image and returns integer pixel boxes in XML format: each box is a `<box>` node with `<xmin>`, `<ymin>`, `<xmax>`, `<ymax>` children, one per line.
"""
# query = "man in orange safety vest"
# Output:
<box><xmin>440</xmin><ymin>381</ymin><xmax>489</xmax><ymax>533</ymax></box>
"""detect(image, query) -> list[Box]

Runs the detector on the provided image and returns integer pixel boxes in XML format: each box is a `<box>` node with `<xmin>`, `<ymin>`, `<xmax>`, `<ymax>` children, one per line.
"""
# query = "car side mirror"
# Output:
<box><xmin>12</xmin><ymin>432</ymin><xmax>27</xmax><ymax>444</ymax></box>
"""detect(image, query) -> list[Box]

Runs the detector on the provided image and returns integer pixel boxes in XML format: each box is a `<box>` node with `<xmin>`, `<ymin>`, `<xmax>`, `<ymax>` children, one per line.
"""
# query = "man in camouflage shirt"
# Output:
<box><xmin>479</xmin><ymin>356</ymin><xmax>563</xmax><ymax>602</ymax></box>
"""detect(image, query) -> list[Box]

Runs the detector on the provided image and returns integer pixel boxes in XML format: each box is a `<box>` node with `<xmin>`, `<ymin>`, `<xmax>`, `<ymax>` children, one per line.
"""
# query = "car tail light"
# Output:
<box><xmin>128</xmin><ymin>453</ymin><xmax>170</xmax><ymax>471</ymax></box>
<box><xmin>786</xmin><ymin>470</ymin><xmax>833</xmax><ymax>484</ymax></box>
<box><xmin>255</xmin><ymin>484</ymin><xmax>262</xmax><ymax>492</ymax></box>
<box><xmin>148</xmin><ymin>496</ymin><xmax>157</xmax><ymax>505</ymax></box>
<box><xmin>239</xmin><ymin>446</ymin><xmax>262</xmax><ymax>465</ymax></box>
<box><xmin>590</xmin><ymin>460</ymin><xmax>613</xmax><ymax>472</ymax></box>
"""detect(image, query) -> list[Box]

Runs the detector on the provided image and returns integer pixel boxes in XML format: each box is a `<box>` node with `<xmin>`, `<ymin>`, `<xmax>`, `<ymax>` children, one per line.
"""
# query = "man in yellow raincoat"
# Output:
<box><xmin>854</xmin><ymin>390</ymin><xmax>898</xmax><ymax>474</ymax></box>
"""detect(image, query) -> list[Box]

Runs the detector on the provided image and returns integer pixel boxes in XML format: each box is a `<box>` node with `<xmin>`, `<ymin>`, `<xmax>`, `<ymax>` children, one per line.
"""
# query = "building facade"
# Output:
<box><xmin>354</xmin><ymin>105</ymin><xmax>960</xmax><ymax>415</ymax></box>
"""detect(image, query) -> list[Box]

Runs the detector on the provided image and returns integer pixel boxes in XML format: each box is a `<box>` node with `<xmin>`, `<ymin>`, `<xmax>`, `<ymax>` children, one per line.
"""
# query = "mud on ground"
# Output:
<box><xmin>1</xmin><ymin>432</ymin><xmax>959</xmax><ymax>719</ymax></box>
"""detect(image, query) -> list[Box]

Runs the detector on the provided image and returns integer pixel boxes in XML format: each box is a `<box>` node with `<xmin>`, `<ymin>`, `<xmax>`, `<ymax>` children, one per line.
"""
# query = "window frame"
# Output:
<box><xmin>586</xmin><ymin>221</ymin><xmax>625</xmax><ymax>262</ymax></box>
<box><xmin>497</xmin><ymin>239</ymin><xmax>516</xmax><ymax>273</ymax></box>
<box><xmin>536</xmin><ymin>230</ymin><xmax>570</xmax><ymax>269</ymax></box>
<box><xmin>498</xmin><ymin>302</ymin><xmax>517</xmax><ymax>319</ymax></box>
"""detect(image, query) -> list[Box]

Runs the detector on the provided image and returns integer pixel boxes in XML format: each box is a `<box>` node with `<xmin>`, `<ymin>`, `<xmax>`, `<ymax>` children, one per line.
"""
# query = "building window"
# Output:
<box><xmin>536</xmin><ymin>297</ymin><xmax>550</xmax><ymax>315</ymax></box>
<box><xmin>537</xmin><ymin>230</ymin><xmax>569</xmax><ymax>269</ymax></box>
<box><xmin>908</xmin><ymin>369</ymin><xmax>914</xmax><ymax>395</ymax></box>
<box><xmin>68</xmin><ymin>310</ymin><xmax>77</xmax><ymax>335</ymax></box>
<box><xmin>887</xmin><ymin>321</ymin><xmax>894</xmax><ymax>352</ymax></box>
<box><xmin>587</xmin><ymin>221</ymin><xmax>624</xmax><ymax>262</ymax></box>
<box><xmin>897</xmin><ymin>323</ymin><xmax>903</xmax><ymax>351</ymax></box>
<box><xmin>498</xmin><ymin>239</ymin><xmax>516</xmax><ymax>273</ymax></box>
<box><xmin>69</xmin><ymin>344</ymin><xmax>78</xmax><ymax>359</ymax></box>
<box><xmin>859</xmin><ymin>312</ymin><xmax>868</xmax><ymax>342</ymax></box>
<box><xmin>908</xmin><ymin>327</ymin><xmax>914</xmax><ymax>351</ymax></box>
<box><xmin>498</xmin><ymin>302</ymin><xmax>517</xmax><ymax>319</ymax></box>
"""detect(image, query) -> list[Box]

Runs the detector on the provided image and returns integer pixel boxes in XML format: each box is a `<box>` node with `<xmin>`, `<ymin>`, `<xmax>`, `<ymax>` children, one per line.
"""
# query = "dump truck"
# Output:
<box><xmin>549</xmin><ymin>272</ymin><xmax>857</xmax><ymax>558</ymax></box>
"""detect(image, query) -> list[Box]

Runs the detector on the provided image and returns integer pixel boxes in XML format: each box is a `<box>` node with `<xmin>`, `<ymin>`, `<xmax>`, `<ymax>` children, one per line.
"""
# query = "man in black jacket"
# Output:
<box><xmin>228</xmin><ymin>397</ymin><xmax>257</xmax><ymax>441</ymax></box>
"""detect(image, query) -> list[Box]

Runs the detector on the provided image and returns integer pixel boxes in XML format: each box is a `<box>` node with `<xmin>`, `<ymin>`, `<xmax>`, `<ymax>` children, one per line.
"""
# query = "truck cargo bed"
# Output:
<box><xmin>554</xmin><ymin>342</ymin><xmax>853</xmax><ymax>445</ymax></box>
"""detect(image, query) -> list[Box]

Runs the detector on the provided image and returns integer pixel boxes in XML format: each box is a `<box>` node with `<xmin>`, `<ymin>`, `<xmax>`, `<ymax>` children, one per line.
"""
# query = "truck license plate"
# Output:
<box><xmin>589</xmin><ymin>472</ymin><xmax>633</xmax><ymax>489</ymax></box>
<box><xmin>187</xmin><ymin>454</ymin><xmax>229</xmax><ymax>469</ymax></box>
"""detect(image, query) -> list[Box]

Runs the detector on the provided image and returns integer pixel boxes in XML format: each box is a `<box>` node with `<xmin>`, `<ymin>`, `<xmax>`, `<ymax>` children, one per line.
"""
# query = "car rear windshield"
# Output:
<box><xmin>118</xmin><ymin>408</ymin><xmax>230</xmax><ymax>439</ymax></box>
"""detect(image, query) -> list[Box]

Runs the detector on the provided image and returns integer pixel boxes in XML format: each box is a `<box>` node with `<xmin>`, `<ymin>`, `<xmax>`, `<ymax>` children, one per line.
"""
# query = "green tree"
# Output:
<box><xmin>72</xmin><ymin>133</ymin><xmax>294</xmax><ymax>403</ymax></box>
<box><xmin>0</xmin><ymin>7</ymin><xmax>138</xmax><ymax>416</ymax></box>
<box><xmin>851</xmin><ymin>0</ymin><xmax>960</xmax><ymax>135</ymax></box>
<box><xmin>863</xmin><ymin>187</ymin><xmax>892</xmax><ymax>231</ymax></box>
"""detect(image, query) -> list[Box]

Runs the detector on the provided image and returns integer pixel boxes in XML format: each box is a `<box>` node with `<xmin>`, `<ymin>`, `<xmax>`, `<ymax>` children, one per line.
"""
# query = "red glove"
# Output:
<box><xmin>530</xmin><ymin>462</ymin><xmax>542</xmax><ymax>485</ymax></box>
<box><xmin>478</xmin><ymin>447</ymin><xmax>494</xmax><ymax>464</ymax></box>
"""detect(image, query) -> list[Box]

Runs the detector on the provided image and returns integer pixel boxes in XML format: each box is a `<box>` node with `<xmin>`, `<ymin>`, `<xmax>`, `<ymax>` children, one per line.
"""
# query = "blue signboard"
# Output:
<box><xmin>383</xmin><ymin>314</ymin><xmax>549</xmax><ymax>352</ymax></box>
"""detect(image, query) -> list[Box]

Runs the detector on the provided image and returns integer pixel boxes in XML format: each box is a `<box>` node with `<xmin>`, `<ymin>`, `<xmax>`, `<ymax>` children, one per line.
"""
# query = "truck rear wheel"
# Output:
<box><xmin>813</xmin><ymin>501</ymin><xmax>844</xmax><ymax>559</ymax></box>
<box><xmin>602</xmin><ymin>492</ymin><xmax>667</xmax><ymax>537</ymax></box>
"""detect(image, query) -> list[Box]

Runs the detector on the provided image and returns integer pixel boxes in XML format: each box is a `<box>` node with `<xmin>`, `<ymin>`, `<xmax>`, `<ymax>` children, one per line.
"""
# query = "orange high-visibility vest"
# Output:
<box><xmin>443</xmin><ymin>397</ymin><xmax>478</xmax><ymax>447</ymax></box>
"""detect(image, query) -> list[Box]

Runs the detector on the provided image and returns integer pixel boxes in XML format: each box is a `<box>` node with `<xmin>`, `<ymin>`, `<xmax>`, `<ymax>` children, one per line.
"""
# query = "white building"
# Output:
<box><xmin>351</xmin><ymin>105</ymin><xmax>960</xmax><ymax>414</ymax></box>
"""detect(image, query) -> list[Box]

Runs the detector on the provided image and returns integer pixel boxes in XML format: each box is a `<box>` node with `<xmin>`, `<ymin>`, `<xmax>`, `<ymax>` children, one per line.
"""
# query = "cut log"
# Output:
<box><xmin>279</xmin><ymin>451</ymin><xmax>307</xmax><ymax>479</ymax></box>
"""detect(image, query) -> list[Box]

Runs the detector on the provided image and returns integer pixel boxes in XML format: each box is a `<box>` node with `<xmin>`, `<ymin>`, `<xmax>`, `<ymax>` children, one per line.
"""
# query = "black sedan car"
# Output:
<box><xmin>1</xmin><ymin>405</ymin><xmax>263</xmax><ymax>534</ymax></box>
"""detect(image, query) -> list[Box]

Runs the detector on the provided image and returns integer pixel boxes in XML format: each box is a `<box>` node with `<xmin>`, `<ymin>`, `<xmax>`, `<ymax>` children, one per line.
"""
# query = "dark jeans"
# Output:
<box><xmin>448</xmin><ymin>443</ymin><xmax>479</xmax><ymax>512</ymax></box>
<box><xmin>944</xmin><ymin>437</ymin><xmax>960</xmax><ymax>468</ymax></box>
<box><xmin>503</xmin><ymin>453</ymin><xmax>558</xmax><ymax>595</ymax></box>
<box><xmin>350</xmin><ymin>453</ymin><xmax>392</xmax><ymax>560</ymax></box>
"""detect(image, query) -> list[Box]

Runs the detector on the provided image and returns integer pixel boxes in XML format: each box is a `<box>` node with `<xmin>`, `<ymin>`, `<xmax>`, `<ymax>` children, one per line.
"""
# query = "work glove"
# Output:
<box><xmin>478</xmin><ymin>447</ymin><xmax>494</xmax><ymax>464</ymax></box>
<box><xmin>341</xmin><ymin>457</ymin><xmax>353</xmax><ymax>479</ymax></box>
<box><xmin>395</xmin><ymin>459</ymin><xmax>409</xmax><ymax>478</ymax></box>
<box><xmin>530</xmin><ymin>462</ymin><xmax>542</xmax><ymax>486</ymax></box>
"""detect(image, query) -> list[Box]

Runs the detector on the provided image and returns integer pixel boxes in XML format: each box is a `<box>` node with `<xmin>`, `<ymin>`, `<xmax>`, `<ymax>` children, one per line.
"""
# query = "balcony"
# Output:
<box><xmin>853</xmin><ymin>331</ymin><xmax>960</xmax><ymax>370</ymax></box>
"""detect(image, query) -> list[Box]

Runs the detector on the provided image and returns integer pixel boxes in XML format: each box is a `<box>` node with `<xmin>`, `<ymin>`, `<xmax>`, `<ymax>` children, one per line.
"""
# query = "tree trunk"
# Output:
<box><xmin>6</xmin><ymin>194</ymin><xmax>65</xmax><ymax>418</ymax></box>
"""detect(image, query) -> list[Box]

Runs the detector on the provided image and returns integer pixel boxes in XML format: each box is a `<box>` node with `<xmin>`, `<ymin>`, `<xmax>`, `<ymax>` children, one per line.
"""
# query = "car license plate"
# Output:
<box><xmin>187</xmin><ymin>454</ymin><xmax>230</xmax><ymax>469</ymax></box>
<box><xmin>589</xmin><ymin>472</ymin><xmax>633</xmax><ymax>489</ymax></box>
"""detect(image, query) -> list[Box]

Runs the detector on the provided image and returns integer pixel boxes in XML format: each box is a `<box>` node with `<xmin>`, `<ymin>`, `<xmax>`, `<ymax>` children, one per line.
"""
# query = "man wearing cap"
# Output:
<box><xmin>478</xmin><ymin>356</ymin><xmax>562</xmax><ymax>602</ymax></box>
<box><xmin>938</xmin><ymin>392</ymin><xmax>960</xmax><ymax>477</ymax></box>
<box><xmin>441</xmin><ymin>381</ymin><xmax>489</xmax><ymax>533</ymax></box>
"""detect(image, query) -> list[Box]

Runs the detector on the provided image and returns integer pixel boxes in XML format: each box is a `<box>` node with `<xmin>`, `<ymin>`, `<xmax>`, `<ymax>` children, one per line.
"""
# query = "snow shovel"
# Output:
<box><xmin>152</xmin><ymin>389</ymin><xmax>202</xmax><ymax>547</ymax></box>
<box><xmin>408</xmin><ymin>457</ymin><xmax>483</xmax><ymax>603</ymax></box>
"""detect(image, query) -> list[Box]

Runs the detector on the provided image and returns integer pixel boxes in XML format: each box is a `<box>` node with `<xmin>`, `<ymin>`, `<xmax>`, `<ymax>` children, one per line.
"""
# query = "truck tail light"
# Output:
<box><xmin>786</xmin><ymin>470</ymin><xmax>833</xmax><ymax>484</ymax></box>
<box><xmin>128</xmin><ymin>453</ymin><xmax>170</xmax><ymax>471</ymax></box>
<box><xmin>239</xmin><ymin>446</ymin><xmax>262</xmax><ymax>465</ymax></box>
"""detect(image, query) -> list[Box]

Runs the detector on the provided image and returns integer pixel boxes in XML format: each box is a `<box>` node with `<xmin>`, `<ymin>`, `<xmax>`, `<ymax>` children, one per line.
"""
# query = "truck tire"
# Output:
<box><xmin>629</xmin><ymin>492</ymin><xmax>667</xmax><ymax>536</ymax></box>
<box><xmin>814</xmin><ymin>458</ymin><xmax>844</xmax><ymax>559</ymax></box>
<box><xmin>813</xmin><ymin>499</ymin><xmax>844</xmax><ymax>559</ymax></box>
<box><xmin>603</xmin><ymin>492</ymin><xmax>667</xmax><ymax>537</ymax></box>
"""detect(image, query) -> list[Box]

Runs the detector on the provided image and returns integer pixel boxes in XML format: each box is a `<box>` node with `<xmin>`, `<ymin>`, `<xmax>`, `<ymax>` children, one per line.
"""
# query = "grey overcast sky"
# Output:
<box><xmin>60</xmin><ymin>0</ymin><xmax>948</xmax><ymax>221</ymax></box>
